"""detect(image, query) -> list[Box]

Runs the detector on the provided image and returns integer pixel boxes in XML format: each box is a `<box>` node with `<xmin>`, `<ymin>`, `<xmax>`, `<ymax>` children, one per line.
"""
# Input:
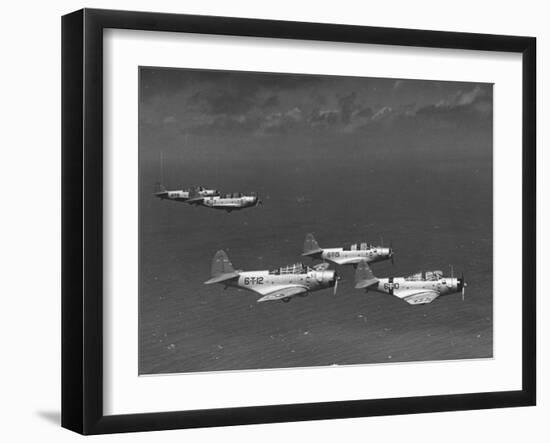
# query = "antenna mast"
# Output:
<box><xmin>160</xmin><ymin>151</ymin><xmax>164</xmax><ymax>185</ymax></box>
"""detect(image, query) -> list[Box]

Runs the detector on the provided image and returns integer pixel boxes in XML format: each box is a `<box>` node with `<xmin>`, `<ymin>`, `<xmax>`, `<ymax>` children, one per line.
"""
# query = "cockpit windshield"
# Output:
<box><xmin>269</xmin><ymin>263</ymin><xmax>309</xmax><ymax>275</ymax></box>
<box><xmin>404</xmin><ymin>270</ymin><xmax>443</xmax><ymax>281</ymax></box>
<box><xmin>350</xmin><ymin>242</ymin><xmax>373</xmax><ymax>251</ymax></box>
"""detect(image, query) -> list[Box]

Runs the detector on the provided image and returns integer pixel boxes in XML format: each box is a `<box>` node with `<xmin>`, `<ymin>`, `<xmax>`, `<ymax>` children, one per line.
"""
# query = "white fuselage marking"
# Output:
<box><xmin>321</xmin><ymin>247</ymin><xmax>390</xmax><ymax>264</ymax></box>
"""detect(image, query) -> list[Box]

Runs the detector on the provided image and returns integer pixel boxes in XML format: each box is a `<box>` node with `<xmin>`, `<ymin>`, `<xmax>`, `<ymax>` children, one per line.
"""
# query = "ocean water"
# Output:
<box><xmin>138</xmin><ymin>129</ymin><xmax>493</xmax><ymax>374</ymax></box>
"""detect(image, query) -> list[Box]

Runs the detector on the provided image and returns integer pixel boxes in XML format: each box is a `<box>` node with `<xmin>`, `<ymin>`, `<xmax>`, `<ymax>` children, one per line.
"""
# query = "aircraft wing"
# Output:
<box><xmin>256</xmin><ymin>286</ymin><xmax>308</xmax><ymax>303</ymax></box>
<box><xmin>324</xmin><ymin>256</ymin><xmax>346</xmax><ymax>265</ymax></box>
<box><xmin>396</xmin><ymin>289</ymin><xmax>441</xmax><ymax>305</ymax></box>
<box><xmin>329</xmin><ymin>256</ymin><xmax>362</xmax><ymax>265</ymax></box>
<box><xmin>186</xmin><ymin>196</ymin><xmax>205</xmax><ymax>205</ymax></box>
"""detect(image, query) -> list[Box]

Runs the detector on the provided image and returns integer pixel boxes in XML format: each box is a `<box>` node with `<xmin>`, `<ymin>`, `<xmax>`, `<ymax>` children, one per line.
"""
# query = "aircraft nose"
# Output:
<box><xmin>386</xmin><ymin>245</ymin><xmax>395</xmax><ymax>264</ymax></box>
<box><xmin>457</xmin><ymin>273</ymin><xmax>466</xmax><ymax>301</ymax></box>
<box><xmin>330</xmin><ymin>270</ymin><xmax>341</xmax><ymax>295</ymax></box>
<box><xmin>330</xmin><ymin>270</ymin><xmax>341</xmax><ymax>285</ymax></box>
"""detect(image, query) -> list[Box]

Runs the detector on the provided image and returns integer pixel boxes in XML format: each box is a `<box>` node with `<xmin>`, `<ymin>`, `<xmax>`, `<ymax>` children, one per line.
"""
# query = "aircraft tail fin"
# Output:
<box><xmin>355</xmin><ymin>260</ymin><xmax>379</xmax><ymax>289</ymax></box>
<box><xmin>187</xmin><ymin>187</ymin><xmax>205</xmax><ymax>204</ymax></box>
<box><xmin>204</xmin><ymin>250</ymin><xmax>239</xmax><ymax>284</ymax></box>
<box><xmin>302</xmin><ymin>233</ymin><xmax>323</xmax><ymax>257</ymax></box>
<box><xmin>211</xmin><ymin>250</ymin><xmax>235</xmax><ymax>276</ymax></box>
<box><xmin>154</xmin><ymin>182</ymin><xmax>167</xmax><ymax>193</ymax></box>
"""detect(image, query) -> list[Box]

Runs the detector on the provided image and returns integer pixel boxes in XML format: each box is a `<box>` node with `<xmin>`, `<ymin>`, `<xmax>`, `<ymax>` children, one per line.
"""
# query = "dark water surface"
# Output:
<box><xmin>139</xmin><ymin>129</ymin><xmax>492</xmax><ymax>374</ymax></box>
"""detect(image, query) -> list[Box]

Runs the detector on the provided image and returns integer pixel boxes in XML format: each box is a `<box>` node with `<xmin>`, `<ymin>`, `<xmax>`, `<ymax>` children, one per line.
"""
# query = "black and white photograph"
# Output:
<box><xmin>1</xmin><ymin>0</ymin><xmax>543</xmax><ymax>439</ymax></box>
<box><xmin>138</xmin><ymin>67</ymin><xmax>493</xmax><ymax>375</ymax></box>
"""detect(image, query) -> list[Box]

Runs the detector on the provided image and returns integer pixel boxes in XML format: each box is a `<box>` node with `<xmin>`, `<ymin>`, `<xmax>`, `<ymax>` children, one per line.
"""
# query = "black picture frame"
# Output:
<box><xmin>62</xmin><ymin>8</ymin><xmax>536</xmax><ymax>435</ymax></box>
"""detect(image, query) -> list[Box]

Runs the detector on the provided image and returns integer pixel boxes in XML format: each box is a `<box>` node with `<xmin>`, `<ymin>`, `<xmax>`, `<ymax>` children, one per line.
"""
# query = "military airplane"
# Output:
<box><xmin>187</xmin><ymin>187</ymin><xmax>261</xmax><ymax>212</ymax></box>
<box><xmin>204</xmin><ymin>250</ymin><xmax>339</xmax><ymax>303</ymax></box>
<box><xmin>153</xmin><ymin>183</ymin><xmax>219</xmax><ymax>202</ymax></box>
<box><xmin>302</xmin><ymin>233</ymin><xmax>394</xmax><ymax>266</ymax></box>
<box><xmin>152</xmin><ymin>151</ymin><xmax>219</xmax><ymax>202</ymax></box>
<box><xmin>354</xmin><ymin>260</ymin><xmax>466</xmax><ymax>305</ymax></box>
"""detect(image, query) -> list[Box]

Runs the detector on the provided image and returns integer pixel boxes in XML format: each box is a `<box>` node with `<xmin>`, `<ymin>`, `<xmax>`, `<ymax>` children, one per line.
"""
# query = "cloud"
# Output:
<box><xmin>338</xmin><ymin>92</ymin><xmax>358</xmax><ymax>124</ymax></box>
<box><xmin>371</xmin><ymin>106</ymin><xmax>393</xmax><ymax>121</ymax></box>
<box><xmin>189</xmin><ymin>88</ymin><xmax>257</xmax><ymax>115</ymax></box>
<box><xmin>257</xmin><ymin>107</ymin><xmax>305</xmax><ymax>134</ymax></box>
<box><xmin>456</xmin><ymin>86</ymin><xmax>485</xmax><ymax>106</ymax></box>
<box><xmin>392</xmin><ymin>80</ymin><xmax>405</xmax><ymax>90</ymax></box>
<box><xmin>141</xmin><ymin>68</ymin><xmax>492</xmax><ymax>137</ymax></box>
<box><xmin>414</xmin><ymin>85</ymin><xmax>492</xmax><ymax>124</ymax></box>
<box><xmin>188</xmin><ymin>113</ymin><xmax>261</xmax><ymax>135</ymax></box>
<box><xmin>261</xmin><ymin>95</ymin><xmax>280</xmax><ymax>109</ymax></box>
<box><xmin>162</xmin><ymin>115</ymin><xmax>176</xmax><ymax>125</ymax></box>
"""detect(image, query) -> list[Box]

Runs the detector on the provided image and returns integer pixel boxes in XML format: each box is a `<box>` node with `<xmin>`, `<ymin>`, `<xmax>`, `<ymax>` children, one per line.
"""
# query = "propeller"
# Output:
<box><xmin>458</xmin><ymin>272</ymin><xmax>467</xmax><ymax>301</ymax></box>
<box><xmin>389</xmin><ymin>240</ymin><xmax>394</xmax><ymax>265</ymax></box>
<box><xmin>255</xmin><ymin>195</ymin><xmax>263</xmax><ymax>206</ymax></box>
<box><xmin>333</xmin><ymin>272</ymin><xmax>341</xmax><ymax>295</ymax></box>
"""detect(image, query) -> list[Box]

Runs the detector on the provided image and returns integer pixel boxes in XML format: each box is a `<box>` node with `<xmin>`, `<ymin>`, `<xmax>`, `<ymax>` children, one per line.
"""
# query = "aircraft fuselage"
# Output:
<box><xmin>154</xmin><ymin>188</ymin><xmax>218</xmax><ymax>201</ymax></box>
<box><xmin>226</xmin><ymin>269</ymin><xmax>336</xmax><ymax>294</ymax></box>
<box><xmin>201</xmin><ymin>195</ymin><xmax>259</xmax><ymax>211</ymax></box>
<box><xmin>368</xmin><ymin>276</ymin><xmax>460</xmax><ymax>304</ymax></box>
<box><xmin>319</xmin><ymin>247</ymin><xmax>392</xmax><ymax>265</ymax></box>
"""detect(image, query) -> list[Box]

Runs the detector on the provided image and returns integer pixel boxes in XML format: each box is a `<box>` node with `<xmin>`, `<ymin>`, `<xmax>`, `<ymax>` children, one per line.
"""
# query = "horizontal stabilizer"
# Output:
<box><xmin>204</xmin><ymin>272</ymin><xmax>240</xmax><ymax>285</ymax></box>
<box><xmin>355</xmin><ymin>260</ymin><xmax>379</xmax><ymax>289</ymax></box>
<box><xmin>302</xmin><ymin>248</ymin><xmax>324</xmax><ymax>257</ymax></box>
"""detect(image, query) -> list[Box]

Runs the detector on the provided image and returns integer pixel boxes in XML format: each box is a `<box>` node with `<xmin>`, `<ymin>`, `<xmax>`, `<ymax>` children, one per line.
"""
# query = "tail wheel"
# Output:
<box><xmin>282</xmin><ymin>297</ymin><xmax>291</xmax><ymax>303</ymax></box>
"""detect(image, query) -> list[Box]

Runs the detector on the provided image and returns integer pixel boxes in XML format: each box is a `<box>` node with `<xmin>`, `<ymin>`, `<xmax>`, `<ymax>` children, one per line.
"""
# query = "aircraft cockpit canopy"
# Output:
<box><xmin>190</xmin><ymin>186</ymin><xmax>219</xmax><ymax>194</ymax></box>
<box><xmin>350</xmin><ymin>242</ymin><xmax>373</xmax><ymax>251</ymax></box>
<box><xmin>404</xmin><ymin>270</ymin><xmax>444</xmax><ymax>281</ymax></box>
<box><xmin>269</xmin><ymin>263</ymin><xmax>309</xmax><ymax>275</ymax></box>
<box><xmin>224</xmin><ymin>192</ymin><xmax>245</xmax><ymax>198</ymax></box>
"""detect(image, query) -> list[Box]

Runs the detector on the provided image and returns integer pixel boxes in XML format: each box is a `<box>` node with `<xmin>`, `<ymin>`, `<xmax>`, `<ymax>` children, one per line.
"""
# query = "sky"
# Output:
<box><xmin>139</xmin><ymin>67</ymin><xmax>492</xmax><ymax>141</ymax></box>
